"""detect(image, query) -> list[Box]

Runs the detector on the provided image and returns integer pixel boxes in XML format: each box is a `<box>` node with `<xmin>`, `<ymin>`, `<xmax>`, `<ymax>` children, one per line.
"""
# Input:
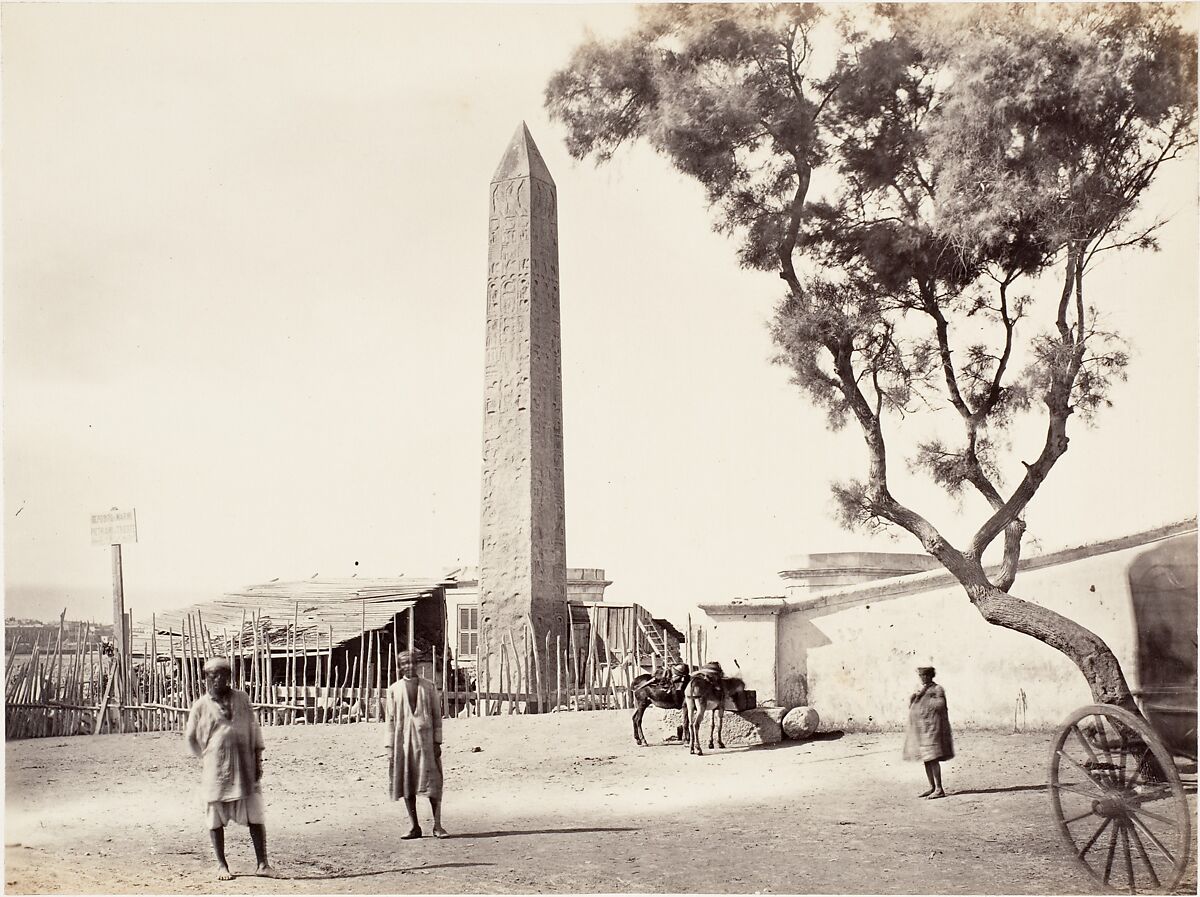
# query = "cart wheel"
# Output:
<box><xmin>1050</xmin><ymin>704</ymin><xmax>1192</xmax><ymax>893</ymax></box>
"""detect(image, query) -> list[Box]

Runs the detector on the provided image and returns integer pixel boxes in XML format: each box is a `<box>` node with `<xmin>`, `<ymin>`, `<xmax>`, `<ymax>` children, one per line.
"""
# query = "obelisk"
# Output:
<box><xmin>478</xmin><ymin>123</ymin><xmax>566</xmax><ymax>700</ymax></box>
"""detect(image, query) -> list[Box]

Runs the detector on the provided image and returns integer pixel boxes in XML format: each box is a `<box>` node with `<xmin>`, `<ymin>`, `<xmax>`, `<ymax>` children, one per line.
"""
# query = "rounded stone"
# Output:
<box><xmin>782</xmin><ymin>706</ymin><xmax>820</xmax><ymax>740</ymax></box>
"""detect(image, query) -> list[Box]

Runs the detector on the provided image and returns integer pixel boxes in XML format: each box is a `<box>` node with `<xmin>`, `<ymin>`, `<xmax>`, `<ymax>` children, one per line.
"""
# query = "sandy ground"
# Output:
<box><xmin>4</xmin><ymin>709</ymin><xmax>1196</xmax><ymax>895</ymax></box>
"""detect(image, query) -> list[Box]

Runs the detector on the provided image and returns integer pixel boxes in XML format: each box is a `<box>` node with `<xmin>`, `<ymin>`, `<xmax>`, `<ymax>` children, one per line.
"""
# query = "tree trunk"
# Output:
<box><xmin>967</xmin><ymin>583</ymin><xmax>1137</xmax><ymax>712</ymax></box>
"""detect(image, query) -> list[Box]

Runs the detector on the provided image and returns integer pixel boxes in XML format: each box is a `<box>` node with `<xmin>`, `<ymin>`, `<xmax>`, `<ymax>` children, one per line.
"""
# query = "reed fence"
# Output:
<box><xmin>5</xmin><ymin>604</ymin><xmax>703</xmax><ymax>740</ymax></box>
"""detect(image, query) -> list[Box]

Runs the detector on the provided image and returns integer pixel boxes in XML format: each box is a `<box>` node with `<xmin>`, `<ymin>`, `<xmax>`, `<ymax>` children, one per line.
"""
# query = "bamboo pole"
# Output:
<box><xmin>480</xmin><ymin>618</ymin><xmax>489</xmax><ymax>716</ymax></box>
<box><xmin>528</xmin><ymin>622</ymin><xmax>544</xmax><ymax>714</ymax></box>
<box><xmin>442</xmin><ymin>636</ymin><xmax>450</xmax><ymax>719</ymax></box>
<box><xmin>149</xmin><ymin>618</ymin><xmax>158</xmax><ymax>730</ymax></box>
<box><xmin>237</xmin><ymin>609</ymin><xmax>247</xmax><ymax>692</ymax></box>
<box><xmin>505</xmin><ymin>627</ymin><xmax>524</xmax><ymax>711</ymax></box>
<box><xmin>326</xmin><ymin>625</ymin><xmax>335</xmax><ymax>721</ymax></box>
<box><xmin>358</xmin><ymin>600</ymin><xmax>367</xmax><ymax>695</ymax></box>
<box><xmin>251</xmin><ymin>614</ymin><xmax>261</xmax><ymax>707</ymax></box>
<box><xmin>5</xmin><ymin>632</ymin><xmax>24</xmax><ymax>680</ymax></box>
<box><xmin>471</xmin><ymin>619</ymin><xmax>480</xmax><ymax>717</ymax></box>
<box><xmin>554</xmin><ymin>635</ymin><xmax>562</xmax><ymax>711</ymax></box>
<box><xmin>48</xmin><ymin>608</ymin><xmax>66</xmax><ymax>699</ymax></box>
<box><xmin>543</xmin><ymin>628</ymin><xmax>552</xmax><ymax>713</ymax></box>
<box><xmin>567</xmin><ymin>622</ymin><xmax>579</xmax><ymax>710</ymax></box>
<box><xmin>181</xmin><ymin>618</ymin><xmax>193</xmax><ymax>706</ymax></box>
<box><xmin>376</xmin><ymin>630</ymin><xmax>384</xmax><ymax>715</ymax></box>
<box><xmin>372</xmin><ymin>630</ymin><xmax>381</xmax><ymax>720</ymax></box>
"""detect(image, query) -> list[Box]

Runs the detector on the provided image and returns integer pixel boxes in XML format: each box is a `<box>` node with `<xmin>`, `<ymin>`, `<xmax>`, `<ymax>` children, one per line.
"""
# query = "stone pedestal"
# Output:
<box><xmin>647</xmin><ymin>706</ymin><xmax>786</xmax><ymax>747</ymax></box>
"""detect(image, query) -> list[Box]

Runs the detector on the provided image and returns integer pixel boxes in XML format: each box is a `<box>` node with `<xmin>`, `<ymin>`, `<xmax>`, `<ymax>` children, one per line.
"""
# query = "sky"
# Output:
<box><xmin>3</xmin><ymin>3</ymin><xmax>1197</xmax><ymax>629</ymax></box>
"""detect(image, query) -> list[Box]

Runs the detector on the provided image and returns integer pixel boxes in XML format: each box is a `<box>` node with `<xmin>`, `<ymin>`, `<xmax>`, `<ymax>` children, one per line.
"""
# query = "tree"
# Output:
<box><xmin>546</xmin><ymin>3</ymin><xmax>1197</xmax><ymax>709</ymax></box>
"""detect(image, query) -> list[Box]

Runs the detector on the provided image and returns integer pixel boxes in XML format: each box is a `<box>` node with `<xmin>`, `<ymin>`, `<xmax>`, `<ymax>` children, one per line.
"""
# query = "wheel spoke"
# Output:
<box><xmin>1120</xmin><ymin>820</ymin><xmax>1136</xmax><ymax>893</ymax></box>
<box><xmin>1062</xmin><ymin>807</ymin><xmax>1097</xmax><ymax>826</ymax></box>
<box><xmin>1070</xmin><ymin>723</ymin><xmax>1103</xmax><ymax>767</ymax></box>
<box><xmin>1128</xmin><ymin>813</ymin><xmax>1177</xmax><ymax>866</ymax></box>
<box><xmin>1079</xmin><ymin>815</ymin><xmax>1113</xmax><ymax>859</ymax></box>
<box><xmin>1127</xmin><ymin>818</ymin><xmax>1162</xmax><ymax>889</ymax></box>
<box><xmin>1055</xmin><ymin>749</ymin><xmax>1112</xmax><ymax>793</ymax></box>
<box><xmin>1094</xmin><ymin>716</ymin><xmax>1116</xmax><ymax>771</ymax></box>
<box><xmin>1130</xmin><ymin>805</ymin><xmax>1179</xmax><ymax>828</ymax></box>
<box><xmin>1102</xmin><ymin>817</ymin><xmax>1120</xmax><ymax>884</ymax></box>
<box><xmin>1053</xmin><ymin>778</ymin><xmax>1107</xmax><ymax>801</ymax></box>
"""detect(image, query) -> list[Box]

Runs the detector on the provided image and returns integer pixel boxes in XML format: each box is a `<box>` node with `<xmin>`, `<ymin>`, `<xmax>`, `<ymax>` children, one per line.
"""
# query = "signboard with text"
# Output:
<box><xmin>91</xmin><ymin>508</ymin><xmax>138</xmax><ymax>546</ymax></box>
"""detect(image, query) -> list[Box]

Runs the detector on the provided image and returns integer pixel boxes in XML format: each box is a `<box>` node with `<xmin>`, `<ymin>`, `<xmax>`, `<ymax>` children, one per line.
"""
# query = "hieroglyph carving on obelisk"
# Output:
<box><xmin>478</xmin><ymin>123</ymin><xmax>566</xmax><ymax>698</ymax></box>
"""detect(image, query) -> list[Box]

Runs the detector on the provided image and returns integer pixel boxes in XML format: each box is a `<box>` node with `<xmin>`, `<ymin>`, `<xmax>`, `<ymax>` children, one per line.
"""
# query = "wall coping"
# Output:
<box><xmin>779</xmin><ymin>552</ymin><xmax>941</xmax><ymax>579</ymax></box>
<box><xmin>700</xmin><ymin>519</ymin><xmax>1197</xmax><ymax>617</ymax></box>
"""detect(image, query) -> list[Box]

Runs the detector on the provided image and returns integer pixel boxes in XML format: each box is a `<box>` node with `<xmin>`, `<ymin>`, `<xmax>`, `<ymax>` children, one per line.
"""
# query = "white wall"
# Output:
<box><xmin>700</xmin><ymin>604</ymin><xmax>780</xmax><ymax>701</ymax></box>
<box><xmin>703</xmin><ymin>530</ymin><xmax>1193</xmax><ymax>729</ymax></box>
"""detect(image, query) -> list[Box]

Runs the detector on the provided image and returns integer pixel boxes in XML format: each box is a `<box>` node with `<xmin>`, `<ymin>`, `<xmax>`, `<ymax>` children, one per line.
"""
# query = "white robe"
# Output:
<box><xmin>384</xmin><ymin>677</ymin><xmax>443</xmax><ymax>799</ymax></box>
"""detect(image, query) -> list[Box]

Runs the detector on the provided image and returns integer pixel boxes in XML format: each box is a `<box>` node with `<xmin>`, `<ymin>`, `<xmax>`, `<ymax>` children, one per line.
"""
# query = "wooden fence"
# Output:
<box><xmin>5</xmin><ymin>608</ymin><xmax>705</xmax><ymax>740</ymax></box>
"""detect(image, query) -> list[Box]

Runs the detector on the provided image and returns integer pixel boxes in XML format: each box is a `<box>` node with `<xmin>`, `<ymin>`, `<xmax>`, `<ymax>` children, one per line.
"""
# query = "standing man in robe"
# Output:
<box><xmin>185</xmin><ymin>656</ymin><xmax>274</xmax><ymax>879</ymax></box>
<box><xmin>385</xmin><ymin>649</ymin><xmax>447</xmax><ymax>839</ymax></box>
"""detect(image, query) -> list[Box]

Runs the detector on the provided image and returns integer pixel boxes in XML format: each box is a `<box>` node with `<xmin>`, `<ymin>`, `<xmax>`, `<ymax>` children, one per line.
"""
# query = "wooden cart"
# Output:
<box><xmin>1048</xmin><ymin>536</ymin><xmax>1197</xmax><ymax>892</ymax></box>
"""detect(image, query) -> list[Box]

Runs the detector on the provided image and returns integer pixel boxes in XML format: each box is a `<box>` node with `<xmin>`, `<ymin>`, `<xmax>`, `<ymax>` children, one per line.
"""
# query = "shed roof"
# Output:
<box><xmin>139</xmin><ymin>578</ymin><xmax>448</xmax><ymax>654</ymax></box>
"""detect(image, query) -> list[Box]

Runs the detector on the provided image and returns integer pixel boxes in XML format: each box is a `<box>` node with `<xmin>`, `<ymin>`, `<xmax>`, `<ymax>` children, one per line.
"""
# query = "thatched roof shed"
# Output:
<box><xmin>140</xmin><ymin>577</ymin><xmax>450</xmax><ymax>658</ymax></box>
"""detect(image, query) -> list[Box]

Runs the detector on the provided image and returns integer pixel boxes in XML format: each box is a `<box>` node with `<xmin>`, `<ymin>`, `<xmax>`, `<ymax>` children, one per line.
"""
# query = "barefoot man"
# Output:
<box><xmin>185</xmin><ymin>656</ymin><xmax>274</xmax><ymax>879</ymax></box>
<box><xmin>385</xmin><ymin>650</ymin><xmax>447</xmax><ymax>839</ymax></box>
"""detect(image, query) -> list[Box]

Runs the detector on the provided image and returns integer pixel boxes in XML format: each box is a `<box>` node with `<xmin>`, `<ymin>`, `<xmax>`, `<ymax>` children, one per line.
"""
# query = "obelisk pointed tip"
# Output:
<box><xmin>492</xmin><ymin>121</ymin><xmax>555</xmax><ymax>186</ymax></box>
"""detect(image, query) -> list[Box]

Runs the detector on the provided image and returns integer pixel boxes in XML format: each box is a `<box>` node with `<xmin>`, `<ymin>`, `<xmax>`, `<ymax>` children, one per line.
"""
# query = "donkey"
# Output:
<box><xmin>683</xmin><ymin>662</ymin><xmax>746</xmax><ymax>756</ymax></box>
<box><xmin>630</xmin><ymin>663</ymin><xmax>691</xmax><ymax>746</ymax></box>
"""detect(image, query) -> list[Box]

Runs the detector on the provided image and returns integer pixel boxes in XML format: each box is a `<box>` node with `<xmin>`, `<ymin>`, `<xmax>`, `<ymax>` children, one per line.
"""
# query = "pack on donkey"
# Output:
<box><xmin>683</xmin><ymin>661</ymin><xmax>745</xmax><ymax>756</ymax></box>
<box><xmin>630</xmin><ymin>662</ymin><xmax>692</xmax><ymax>746</ymax></box>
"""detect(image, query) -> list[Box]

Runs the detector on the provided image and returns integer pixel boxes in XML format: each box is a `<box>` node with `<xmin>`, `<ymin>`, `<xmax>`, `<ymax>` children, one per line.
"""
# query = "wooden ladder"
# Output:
<box><xmin>638</xmin><ymin>617</ymin><xmax>682</xmax><ymax>666</ymax></box>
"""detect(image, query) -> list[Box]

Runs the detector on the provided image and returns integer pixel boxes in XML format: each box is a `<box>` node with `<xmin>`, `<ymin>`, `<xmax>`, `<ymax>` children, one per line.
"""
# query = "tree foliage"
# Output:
<box><xmin>547</xmin><ymin>3</ymin><xmax>1197</xmax><ymax>706</ymax></box>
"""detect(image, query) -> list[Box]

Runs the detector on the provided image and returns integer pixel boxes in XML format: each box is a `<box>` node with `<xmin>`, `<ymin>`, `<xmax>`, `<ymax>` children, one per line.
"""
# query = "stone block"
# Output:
<box><xmin>782</xmin><ymin>705</ymin><xmax>821</xmax><ymax>740</ymax></box>
<box><xmin>647</xmin><ymin>706</ymin><xmax>786</xmax><ymax>747</ymax></box>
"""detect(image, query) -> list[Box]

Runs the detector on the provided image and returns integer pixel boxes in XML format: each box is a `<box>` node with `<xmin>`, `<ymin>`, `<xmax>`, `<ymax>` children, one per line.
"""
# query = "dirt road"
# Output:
<box><xmin>4</xmin><ymin>710</ymin><xmax>1193</xmax><ymax>893</ymax></box>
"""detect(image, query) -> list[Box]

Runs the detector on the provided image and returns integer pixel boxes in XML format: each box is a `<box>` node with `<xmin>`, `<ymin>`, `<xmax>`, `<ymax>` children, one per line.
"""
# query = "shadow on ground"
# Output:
<box><xmin>445</xmin><ymin>826</ymin><xmax>638</xmax><ymax>839</ymax></box>
<box><xmin>280</xmin><ymin>862</ymin><xmax>492</xmax><ymax>881</ymax></box>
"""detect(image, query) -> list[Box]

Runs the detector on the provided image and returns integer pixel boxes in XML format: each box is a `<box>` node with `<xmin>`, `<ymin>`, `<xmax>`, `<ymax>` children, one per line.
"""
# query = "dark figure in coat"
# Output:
<box><xmin>903</xmin><ymin>665</ymin><xmax>954</xmax><ymax>799</ymax></box>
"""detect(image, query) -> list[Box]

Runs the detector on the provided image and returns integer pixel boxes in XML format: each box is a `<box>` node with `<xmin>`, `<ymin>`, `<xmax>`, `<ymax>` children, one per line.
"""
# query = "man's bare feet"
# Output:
<box><xmin>401</xmin><ymin>826</ymin><xmax>422</xmax><ymax>840</ymax></box>
<box><xmin>927</xmin><ymin>789</ymin><xmax>946</xmax><ymax>799</ymax></box>
<box><xmin>216</xmin><ymin>864</ymin><xmax>233</xmax><ymax>881</ymax></box>
<box><xmin>432</xmin><ymin>826</ymin><xmax>448</xmax><ymax>839</ymax></box>
<box><xmin>917</xmin><ymin>787</ymin><xmax>935</xmax><ymax>798</ymax></box>
<box><xmin>256</xmin><ymin>864</ymin><xmax>276</xmax><ymax>877</ymax></box>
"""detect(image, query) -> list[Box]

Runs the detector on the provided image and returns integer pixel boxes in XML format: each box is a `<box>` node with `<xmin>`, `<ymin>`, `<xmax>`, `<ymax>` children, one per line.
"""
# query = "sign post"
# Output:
<box><xmin>91</xmin><ymin>508</ymin><xmax>138</xmax><ymax>674</ymax></box>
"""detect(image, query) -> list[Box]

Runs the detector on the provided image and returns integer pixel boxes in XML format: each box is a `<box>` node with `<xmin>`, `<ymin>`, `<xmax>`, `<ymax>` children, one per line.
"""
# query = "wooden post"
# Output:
<box><xmin>149</xmin><ymin>617</ymin><xmax>158</xmax><ymax>729</ymax></box>
<box><xmin>474</xmin><ymin>619</ymin><xmax>483</xmax><ymax>717</ymax></box>
<box><xmin>180</xmin><ymin>617</ymin><xmax>192</xmax><ymax>705</ymax></box>
<box><xmin>482</xmin><ymin>619</ymin><xmax>491</xmax><ymax>716</ymax></box>
<box><xmin>407</xmin><ymin>606</ymin><xmax>415</xmax><ymax>655</ymax></box>
<box><xmin>359</xmin><ymin>600</ymin><xmax>367</xmax><ymax>694</ymax></box>
<box><xmin>322</xmin><ymin>628</ymin><xmax>334</xmax><ymax>723</ymax></box>
<box><xmin>374</xmin><ymin>630</ymin><xmax>383</xmax><ymax>720</ymax></box>
<box><xmin>555</xmin><ymin>635</ymin><xmax>563</xmax><ymax>712</ymax></box>
<box><xmin>111</xmin><ymin>545</ymin><xmax>126</xmax><ymax>684</ymax></box>
<box><xmin>567</xmin><ymin>621</ymin><xmax>579</xmax><ymax>709</ymax></box>
<box><xmin>543</xmin><ymin>629</ymin><xmax>552</xmax><ymax>713</ymax></box>
<box><xmin>442</xmin><ymin>636</ymin><xmax>450</xmax><ymax>719</ymax></box>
